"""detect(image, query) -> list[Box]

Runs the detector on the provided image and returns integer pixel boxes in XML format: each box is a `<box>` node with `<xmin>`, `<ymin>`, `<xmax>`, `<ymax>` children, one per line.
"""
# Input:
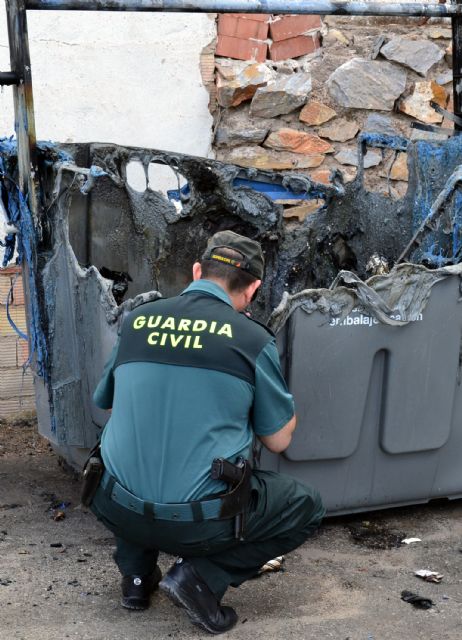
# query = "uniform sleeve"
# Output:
<box><xmin>252</xmin><ymin>339</ymin><xmax>295</xmax><ymax>436</ymax></box>
<box><xmin>93</xmin><ymin>340</ymin><xmax>119</xmax><ymax>410</ymax></box>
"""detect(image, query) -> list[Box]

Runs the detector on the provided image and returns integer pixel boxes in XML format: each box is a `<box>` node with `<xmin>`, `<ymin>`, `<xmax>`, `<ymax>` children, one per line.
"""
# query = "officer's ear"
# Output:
<box><xmin>246</xmin><ymin>279</ymin><xmax>261</xmax><ymax>305</ymax></box>
<box><xmin>192</xmin><ymin>262</ymin><xmax>202</xmax><ymax>281</ymax></box>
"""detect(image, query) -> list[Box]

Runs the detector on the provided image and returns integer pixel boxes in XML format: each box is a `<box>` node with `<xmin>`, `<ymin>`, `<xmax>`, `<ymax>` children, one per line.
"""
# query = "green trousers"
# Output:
<box><xmin>91</xmin><ymin>470</ymin><xmax>325</xmax><ymax>600</ymax></box>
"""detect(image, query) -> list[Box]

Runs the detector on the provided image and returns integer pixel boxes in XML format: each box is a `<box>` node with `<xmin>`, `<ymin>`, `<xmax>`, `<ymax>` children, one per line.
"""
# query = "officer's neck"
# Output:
<box><xmin>192</xmin><ymin>263</ymin><xmax>252</xmax><ymax>312</ymax></box>
<box><xmin>203</xmin><ymin>277</ymin><xmax>247</xmax><ymax>312</ymax></box>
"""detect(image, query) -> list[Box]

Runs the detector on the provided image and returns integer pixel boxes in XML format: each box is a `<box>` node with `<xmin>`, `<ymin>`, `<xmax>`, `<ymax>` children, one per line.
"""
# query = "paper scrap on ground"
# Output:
<box><xmin>402</xmin><ymin>537</ymin><xmax>422</xmax><ymax>544</ymax></box>
<box><xmin>259</xmin><ymin>556</ymin><xmax>285</xmax><ymax>574</ymax></box>
<box><xmin>415</xmin><ymin>569</ymin><xmax>443</xmax><ymax>583</ymax></box>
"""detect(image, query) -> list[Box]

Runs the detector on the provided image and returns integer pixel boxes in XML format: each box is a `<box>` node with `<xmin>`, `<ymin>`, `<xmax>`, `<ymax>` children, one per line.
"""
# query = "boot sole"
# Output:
<box><xmin>159</xmin><ymin>576</ymin><xmax>236</xmax><ymax>635</ymax></box>
<box><xmin>121</xmin><ymin>598</ymin><xmax>150</xmax><ymax>611</ymax></box>
<box><xmin>121</xmin><ymin>570</ymin><xmax>162</xmax><ymax>611</ymax></box>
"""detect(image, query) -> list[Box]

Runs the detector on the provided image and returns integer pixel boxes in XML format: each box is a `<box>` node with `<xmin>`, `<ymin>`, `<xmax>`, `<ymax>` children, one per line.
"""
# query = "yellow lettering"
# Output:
<box><xmin>217</xmin><ymin>323</ymin><xmax>233</xmax><ymax>338</ymax></box>
<box><xmin>147</xmin><ymin>332</ymin><xmax>159</xmax><ymax>345</ymax></box>
<box><xmin>192</xmin><ymin>320</ymin><xmax>207</xmax><ymax>332</ymax></box>
<box><xmin>160</xmin><ymin>333</ymin><xmax>168</xmax><ymax>346</ymax></box>
<box><xmin>209</xmin><ymin>321</ymin><xmax>217</xmax><ymax>334</ymax></box>
<box><xmin>133</xmin><ymin>316</ymin><xmax>146</xmax><ymax>329</ymax></box>
<box><xmin>161</xmin><ymin>317</ymin><xmax>176</xmax><ymax>330</ymax></box>
<box><xmin>170</xmin><ymin>334</ymin><xmax>184</xmax><ymax>348</ymax></box>
<box><xmin>193</xmin><ymin>336</ymin><xmax>203</xmax><ymax>349</ymax></box>
<box><xmin>147</xmin><ymin>315</ymin><xmax>162</xmax><ymax>328</ymax></box>
<box><xmin>178</xmin><ymin>318</ymin><xmax>191</xmax><ymax>331</ymax></box>
<box><xmin>184</xmin><ymin>335</ymin><xmax>191</xmax><ymax>348</ymax></box>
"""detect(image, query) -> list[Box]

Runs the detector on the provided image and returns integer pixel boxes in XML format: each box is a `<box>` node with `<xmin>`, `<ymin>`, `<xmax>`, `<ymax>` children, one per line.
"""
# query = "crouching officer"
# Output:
<box><xmin>87</xmin><ymin>230</ymin><xmax>325</xmax><ymax>634</ymax></box>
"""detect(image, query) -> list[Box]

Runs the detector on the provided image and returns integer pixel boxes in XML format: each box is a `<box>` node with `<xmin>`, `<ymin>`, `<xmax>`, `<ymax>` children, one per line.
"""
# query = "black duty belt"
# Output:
<box><xmin>101</xmin><ymin>470</ymin><xmax>224</xmax><ymax>522</ymax></box>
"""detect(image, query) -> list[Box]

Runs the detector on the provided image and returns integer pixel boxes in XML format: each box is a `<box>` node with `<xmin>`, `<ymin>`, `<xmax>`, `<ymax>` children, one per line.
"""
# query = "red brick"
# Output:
<box><xmin>218</xmin><ymin>15</ymin><xmax>269</xmax><ymax>41</ymax></box>
<box><xmin>18</xmin><ymin>338</ymin><xmax>29</xmax><ymax>362</ymax></box>
<box><xmin>0</xmin><ymin>265</ymin><xmax>21</xmax><ymax>276</ymax></box>
<box><xmin>269</xmin><ymin>15</ymin><xmax>322</xmax><ymax>42</ymax></box>
<box><xmin>0</xmin><ymin>269</ymin><xmax>24</xmax><ymax>305</ymax></box>
<box><xmin>216</xmin><ymin>35</ymin><xmax>268</xmax><ymax>63</ymax></box>
<box><xmin>269</xmin><ymin>33</ymin><xmax>321</xmax><ymax>62</ymax></box>
<box><xmin>228</xmin><ymin>13</ymin><xmax>269</xmax><ymax>22</ymax></box>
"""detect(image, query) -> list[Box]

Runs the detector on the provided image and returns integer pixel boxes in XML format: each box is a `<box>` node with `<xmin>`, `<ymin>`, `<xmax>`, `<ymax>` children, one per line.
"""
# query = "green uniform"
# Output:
<box><xmin>94</xmin><ymin>280</ymin><xmax>295</xmax><ymax>502</ymax></box>
<box><xmin>91</xmin><ymin>279</ymin><xmax>324</xmax><ymax>596</ymax></box>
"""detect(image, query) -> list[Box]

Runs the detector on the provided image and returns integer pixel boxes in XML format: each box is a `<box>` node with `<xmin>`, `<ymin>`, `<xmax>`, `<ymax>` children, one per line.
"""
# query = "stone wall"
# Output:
<box><xmin>0</xmin><ymin>267</ymin><xmax>35</xmax><ymax>417</ymax></box>
<box><xmin>211</xmin><ymin>14</ymin><xmax>454</xmax><ymax>222</ymax></box>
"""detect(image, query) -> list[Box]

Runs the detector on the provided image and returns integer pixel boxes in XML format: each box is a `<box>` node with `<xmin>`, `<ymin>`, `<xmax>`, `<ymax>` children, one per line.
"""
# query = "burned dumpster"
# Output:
<box><xmin>267</xmin><ymin>263</ymin><xmax>462</xmax><ymax>513</ymax></box>
<box><xmin>2</xmin><ymin>130</ymin><xmax>462</xmax><ymax>514</ymax></box>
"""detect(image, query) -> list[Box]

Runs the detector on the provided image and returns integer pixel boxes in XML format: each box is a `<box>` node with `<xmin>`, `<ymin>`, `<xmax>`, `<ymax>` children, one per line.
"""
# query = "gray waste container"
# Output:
<box><xmin>3</xmin><ymin>139</ymin><xmax>462</xmax><ymax>515</ymax></box>
<box><xmin>265</xmin><ymin>264</ymin><xmax>462</xmax><ymax>514</ymax></box>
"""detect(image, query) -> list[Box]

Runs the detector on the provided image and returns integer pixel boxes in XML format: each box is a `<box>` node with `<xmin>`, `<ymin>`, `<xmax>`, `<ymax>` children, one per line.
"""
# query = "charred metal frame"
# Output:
<box><xmin>19</xmin><ymin>1</ymin><xmax>462</xmax><ymax>15</ymax></box>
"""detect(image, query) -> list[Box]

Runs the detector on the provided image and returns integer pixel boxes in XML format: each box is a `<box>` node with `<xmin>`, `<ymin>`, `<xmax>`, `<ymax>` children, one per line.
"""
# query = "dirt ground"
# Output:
<box><xmin>1</xmin><ymin>418</ymin><xmax>462</xmax><ymax>640</ymax></box>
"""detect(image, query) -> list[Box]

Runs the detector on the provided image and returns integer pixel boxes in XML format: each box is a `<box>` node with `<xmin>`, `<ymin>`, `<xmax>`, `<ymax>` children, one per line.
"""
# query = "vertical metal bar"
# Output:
<box><xmin>5</xmin><ymin>0</ymin><xmax>43</xmax><ymax>376</ymax></box>
<box><xmin>5</xmin><ymin>0</ymin><xmax>38</xmax><ymax>205</ymax></box>
<box><xmin>452</xmin><ymin>0</ymin><xmax>462</xmax><ymax>132</ymax></box>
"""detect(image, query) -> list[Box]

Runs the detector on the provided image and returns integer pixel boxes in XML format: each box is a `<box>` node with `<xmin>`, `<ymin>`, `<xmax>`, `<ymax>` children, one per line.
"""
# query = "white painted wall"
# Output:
<box><xmin>0</xmin><ymin>9</ymin><xmax>217</xmax><ymax>262</ymax></box>
<box><xmin>0</xmin><ymin>8</ymin><xmax>216</xmax><ymax>196</ymax></box>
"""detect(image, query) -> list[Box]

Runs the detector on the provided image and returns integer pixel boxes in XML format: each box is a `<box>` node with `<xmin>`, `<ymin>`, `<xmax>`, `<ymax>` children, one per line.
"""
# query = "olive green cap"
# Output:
<box><xmin>203</xmin><ymin>230</ymin><xmax>264</xmax><ymax>280</ymax></box>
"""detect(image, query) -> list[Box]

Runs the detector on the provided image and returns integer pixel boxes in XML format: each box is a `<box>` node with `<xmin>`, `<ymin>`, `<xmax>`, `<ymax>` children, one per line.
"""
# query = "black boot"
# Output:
<box><xmin>121</xmin><ymin>565</ymin><xmax>162</xmax><ymax>610</ymax></box>
<box><xmin>159</xmin><ymin>558</ymin><xmax>237</xmax><ymax>634</ymax></box>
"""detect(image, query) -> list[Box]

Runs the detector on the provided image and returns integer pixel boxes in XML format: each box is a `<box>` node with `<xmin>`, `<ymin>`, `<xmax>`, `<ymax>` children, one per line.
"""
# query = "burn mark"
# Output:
<box><xmin>99</xmin><ymin>267</ymin><xmax>132</xmax><ymax>305</ymax></box>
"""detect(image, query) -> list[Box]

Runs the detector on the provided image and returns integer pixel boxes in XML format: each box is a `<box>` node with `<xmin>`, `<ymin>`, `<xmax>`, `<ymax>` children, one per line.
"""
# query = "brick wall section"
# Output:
<box><xmin>216</xmin><ymin>34</ymin><xmax>268</xmax><ymax>64</ymax></box>
<box><xmin>216</xmin><ymin>14</ymin><xmax>270</xmax><ymax>63</ymax></box>
<box><xmin>269</xmin><ymin>15</ymin><xmax>322</xmax><ymax>42</ymax></box>
<box><xmin>218</xmin><ymin>14</ymin><xmax>269</xmax><ymax>41</ymax></box>
<box><xmin>216</xmin><ymin>13</ymin><xmax>322</xmax><ymax>63</ymax></box>
<box><xmin>200</xmin><ymin>38</ymin><xmax>218</xmax><ymax>114</ymax></box>
<box><xmin>0</xmin><ymin>266</ymin><xmax>35</xmax><ymax>417</ymax></box>
<box><xmin>269</xmin><ymin>33</ymin><xmax>321</xmax><ymax>62</ymax></box>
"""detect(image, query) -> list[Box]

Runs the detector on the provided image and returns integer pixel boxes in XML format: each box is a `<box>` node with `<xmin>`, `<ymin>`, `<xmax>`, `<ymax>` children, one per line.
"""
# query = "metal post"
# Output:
<box><xmin>5</xmin><ymin>0</ymin><xmax>42</xmax><ymax>372</ymax></box>
<box><xmin>24</xmin><ymin>0</ymin><xmax>462</xmax><ymax>17</ymax></box>
<box><xmin>452</xmin><ymin>0</ymin><xmax>462</xmax><ymax>132</ymax></box>
<box><xmin>5</xmin><ymin>0</ymin><xmax>38</xmax><ymax>206</ymax></box>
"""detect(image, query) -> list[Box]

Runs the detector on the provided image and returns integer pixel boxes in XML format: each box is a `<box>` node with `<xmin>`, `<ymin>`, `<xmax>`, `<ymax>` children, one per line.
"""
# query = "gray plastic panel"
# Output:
<box><xmin>38</xmin><ymin>203</ymin><xmax>119</xmax><ymax>448</ymax></box>
<box><xmin>273</xmin><ymin>275</ymin><xmax>462</xmax><ymax>513</ymax></box>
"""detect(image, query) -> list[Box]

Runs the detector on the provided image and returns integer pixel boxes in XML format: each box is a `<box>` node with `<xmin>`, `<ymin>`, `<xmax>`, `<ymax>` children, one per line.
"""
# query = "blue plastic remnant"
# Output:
<box><xmin>359</xmin><ymin>132</ymin><xmax>409</xmax><ymax>152</ymax></box>
<box><xmin>80</xmin><ymin>164</ymin><xmax>107</xmax><ymax>195</ymax></box>
<box><xmin>167</xmin><ymin>177</ymin><xmax>328</xmax><ymax>203</ymax></box>
<box><xmin>0</xmin><ymin>137</ymin><xmax>51</xmax><ymax>379</ymax></box>
<box><xmin>413</xmin><ymin>136</ymin><xmax>462</xmax><ymax>266</ymax></box>
<box><xmin>6</xmin><ymin>274</ymin><xmax>28</xmax><ymax>342</ymax></box>
<box><xmin>1</xmin><ymin>232</ymin><xmax>16</xmax><ymax>267</ymax></box>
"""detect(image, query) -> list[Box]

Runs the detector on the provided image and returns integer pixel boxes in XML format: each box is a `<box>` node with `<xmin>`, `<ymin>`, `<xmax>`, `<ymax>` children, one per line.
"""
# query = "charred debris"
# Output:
<box><xmin>2</xmin><ymin>132</ymin><xmax>462</xmax><ymax>326</ymax></box>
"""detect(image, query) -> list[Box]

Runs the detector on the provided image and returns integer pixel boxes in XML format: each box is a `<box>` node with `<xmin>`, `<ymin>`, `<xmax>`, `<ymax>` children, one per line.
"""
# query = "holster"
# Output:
<box><xmin>80</xmin><ymin>441</ymin><xmax>105</xmax><ymax>507</ymax></box>
<box><xmin>218</xmin><ymin>459</ymin><xmax>252</xmax><ymax>519</ymax></box>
